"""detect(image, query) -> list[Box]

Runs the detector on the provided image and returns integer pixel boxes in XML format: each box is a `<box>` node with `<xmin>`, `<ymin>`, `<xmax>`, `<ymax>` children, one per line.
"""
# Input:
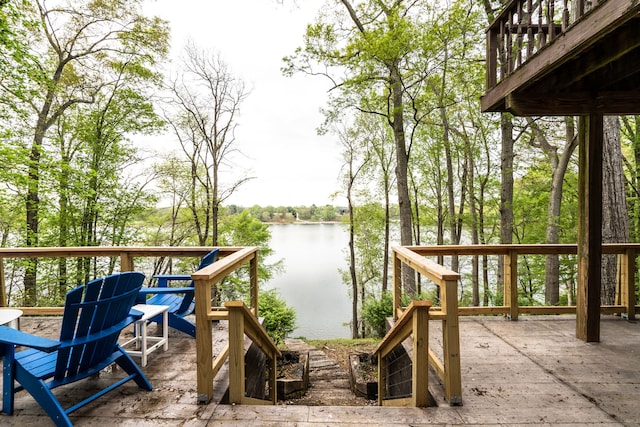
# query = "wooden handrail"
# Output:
<box><xmin>390</xmin><ymin>242</ymin><xmax>640</xmax><ymax>405</ymax></box>
<box><xmin>192</xmin><ymin>246</ymin><xmax>259</xmax><ymax>314</ymax></box>
<box><xmin>391</xmin><ymin>246</ymin><xmax>462</xmax><ymax>406</ymax></box>
<box><xmin>193</xmin><ymin>246</ymin><xmax>263</xmax><ymax>404</ymax></box>
<box><xmin>374</xmin><ymin>301</ymin><xmax>432</xmax><ymax>407</ymax></box>
<box><xmin>400</xmin><ymin>244</ymin><xmax>638</xmax><ymax>321</ymax></box>
<box><xmin>225</xmin><ymin>301</ymin><xmax>281</xmax><ymax>405</ymax></box>
<box><xmin>0</xmin><ymin>246</ymin><xmax>223</xmax><ymax>313</ymax></box>
<box><xmin>0</xmin><ymin>246</ymin><xmax>265</xmax><ymax>406</ymax></box>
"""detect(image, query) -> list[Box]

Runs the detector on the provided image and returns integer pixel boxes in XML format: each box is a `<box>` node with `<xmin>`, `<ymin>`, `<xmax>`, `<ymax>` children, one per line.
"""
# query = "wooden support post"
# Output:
<box><xmin>393</xmin><ymin>251</ymin><xmax>402</xmax><ymax>320</ymax></box>
<box><xmin>119</xmin><ymin>252</ymin><xmax>134</xmax><ymax>272</ymax></box>
<box><xmin>0</xmin><ymin>258</ymin><xmax>5</xmax><ymax>307</ymax></box>
<box><xmin>228</xmin><ymin>305</ymin><xmax>246</xmax><ymax>404</ymax></box>
<box><xmin>504</xmin><ymin>250</ymin><xmax>519</xmax><ymax>320</ymax></box>
<box><xmin>486</xmin><ymin>29</ymin><xmax>497</xmax><ymax>89</ymax></box>
<box><xmin>411</xmin><ymin>304</ymin><xmax>429</xmax><ymax>407</ymax></box>
<box><xmin>195</xmin><ymin>278</ymin><xmax>214</xmax><ymax>404</ymax></box>
<box><xmin>269</xmin><ymin>352</ymin><xmax>277</xmax><ymax>404</ymax></box>
<box><xmin>577</xmin><ymin>114</ymin><xmax>603</xmax><ymax>342</ymax></box>
<box><xmin>619</xmin><ymin>250</ymin><xmax>636</xmax><ymax>320</ymax></box>
<box><xmin>250</xmin><ymin>253</ymin><xmax>259</xmax><ymax>316</ymax></box>
<box><xmin>442</xmin><ymin>279</ymin><xmax>462</xmax><ymax>405</ymax></box>
<box><xmin>378</xmin><ymin>348</ymin><xmax>387</xmax><ymax>405</ymax></box>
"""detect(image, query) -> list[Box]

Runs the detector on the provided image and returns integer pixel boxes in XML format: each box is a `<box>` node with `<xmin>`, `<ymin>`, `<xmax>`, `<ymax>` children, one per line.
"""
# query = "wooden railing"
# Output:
<box><xmin>0</xmin><ymin>246</ymin><xmax>270</xmax><ymax>406</ymax></box>
<box><xmin>391</xmin><ymin>246</ymin><xmax>462</xmax><ymax>406</ymax></box>
<box><xmin>486</xmin><ymin>0</ymin><xmax>603</xmax><ymax>90</ymax></box>
<box><xmin>190</xmin><ymin>246</ymin><xmax>275</xmax><ymax>404</ymax></box>
<box><xmin>225</xmin><ymin>301</ymin><xmax>281</xmax><ymax>405</ymax></box>
<box><xmin>406</xmin><ymin>244</ymin><xmax>638</xmax><ymax>321</ymax></box>
<box><xmin>374</xmin><ymin>300</ymin><xmax>432</xmax><ymax>407</ymax></box>
<box><xmin>0</xmin><ymin>246</ymin><xmax>235</xmax><ymax>312</ymax></box>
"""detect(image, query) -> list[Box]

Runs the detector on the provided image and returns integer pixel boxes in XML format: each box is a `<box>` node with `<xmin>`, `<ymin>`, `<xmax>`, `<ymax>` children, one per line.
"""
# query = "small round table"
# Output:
<box><xmin>0</xmin><ymin>308</ymin><xmax>23</xmax><ymax>330</ymax></box>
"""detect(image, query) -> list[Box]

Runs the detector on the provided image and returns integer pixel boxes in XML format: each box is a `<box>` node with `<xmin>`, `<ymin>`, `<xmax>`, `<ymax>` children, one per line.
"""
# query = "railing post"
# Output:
<box><xmin>412</xmin><ymin>303</ymin><xmax>430</xmax><ymax>407</ymax></box>
<box><xmin>486</xmin><ymin>29</ymin><xmax>497</xmax><ymax>89</ymax></box>
<box><xmin>441</xmin><ymin>279</ymin><xmax>462</xmax><ymax>405</ymax></box>
<box><xmin>628</xmin><ymin>250</ymin><xmax>637</xmax><ymax>320</ymax></box>
<box><xmin>195</xmin><ymin>278</ymin><xmax>214</xmax><ymax>404</ymax></box>
<box><xmin>250</xmin><ymin>252</ymin><xmax>259</xmax><ymax>316</ymax></box>
<box><xmin>269</xmin><ymin>351</ymin><xmax>277</xmax><ymax>404</ymax></box>
<box><xmin>119</xmin><ymin>251</ymin><xmax>134</xmax><ymax>272</ymax></box>
<box><xmin>393</xmin><ymin>250</ymin><xmax>402</xmax><ymax>320</ymax></box>
<box><xmin>619</xmin><ymin>250</ymin><xmax>636</xmax><ymax>320</ymax></box>
<box><xmin>377</xmin><ymin>350</ymin><xmax>387</xmax><ymax>405</ymax></box>
<box><xmin>504</xmin><ymin>250</ymin><xmax>519</xmax><ymax>320</ymax></box>
<box><xmin>227</xmin><ymin>304</ymin><xmax>245</xmax><ymax>404</ymax></box>
<box><xmin>0</xmin><ymin>258</ymin><xmax>6</xmax><ymax>307</ymax></box>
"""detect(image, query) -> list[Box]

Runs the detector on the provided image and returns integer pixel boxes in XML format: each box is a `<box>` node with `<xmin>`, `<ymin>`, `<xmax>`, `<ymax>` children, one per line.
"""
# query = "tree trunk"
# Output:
<box><xmin>58</xmin><ymin>148</ymin><xmax>71</xmax><ymax>300</ymax></box>
<box><xmin>466</xmin><ymin>137</ymin><xmax>480</xmax><ymax>306</ymax></box>
<box><xmin>24</xmin><ymin>116</ymin><xmax>49</xmax><ymax>306</ymax></box>
<box><xmin>389</xmin><ymin>63</ymin><xmax>415</xmax><ymax>294</ymax></box>
<box><xmin>382</xmin><ymin>179</ymin><xmax>391</xmax><ymax>293</ymax></box>
<box><xmin>540</xmin><ymin>117</ymin><xmax>578</xmax><ymax>305</ymax></box>
<box><xmin>601</xmin><ymin>116</ymin><xmax>629</xmax><ymax>305</ymax></box>
<box><xmin>442</xmin><ymin>103</ymin><xmax>460</xmax><ymax>272</ymax></box>
<box><xmin>622</xmin><ymin>116</ymin><xmax>640</xmax><ymax>243</ymax></box>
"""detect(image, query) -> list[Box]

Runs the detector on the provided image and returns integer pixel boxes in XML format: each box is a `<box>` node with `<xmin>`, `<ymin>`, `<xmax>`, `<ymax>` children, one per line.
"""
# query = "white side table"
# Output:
<box><xmin>123</xmin><ymin>304</ymin><xmax>169</xmax><ymax>367</ymax></box>
<box><xmin>0</xmin><ymin>308</ymin><xmax>23</xmax><ymax>330</ymax></box>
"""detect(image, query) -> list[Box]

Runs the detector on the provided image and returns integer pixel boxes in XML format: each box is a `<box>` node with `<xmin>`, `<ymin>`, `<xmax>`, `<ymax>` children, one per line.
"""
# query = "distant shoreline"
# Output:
<box><xmin>265</xmin><ymin>221</ymin><xmax>343</xmax><ymax>225</ymax></box>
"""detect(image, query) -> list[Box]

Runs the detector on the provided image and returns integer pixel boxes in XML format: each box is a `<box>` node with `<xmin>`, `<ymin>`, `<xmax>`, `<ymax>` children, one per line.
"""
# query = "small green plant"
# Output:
<box><xmin>361</xmin><ymin>291</ymin><xmax>394</xmax><ymax>338</ymax></box>
<box><xmin>259</xmin><ymin>289</ymin><xmax>296</xmax><ymax>345</ymax></box>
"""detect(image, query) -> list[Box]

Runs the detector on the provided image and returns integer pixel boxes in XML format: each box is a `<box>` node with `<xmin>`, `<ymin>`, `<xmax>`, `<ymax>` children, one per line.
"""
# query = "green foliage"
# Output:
<box><xmin>361</xmin><ymin>291</ymin><xmax>393</xmax><ymax>338</ymax></box>
<box><xmin>216</xmin><ymin>211</ymin><xmax>282</xmax><ymax>302</ymax></box>
<box><xmin>259</xmin><ymin>289</ymin><xmax>296</xmax><ymax>345</ymax></box>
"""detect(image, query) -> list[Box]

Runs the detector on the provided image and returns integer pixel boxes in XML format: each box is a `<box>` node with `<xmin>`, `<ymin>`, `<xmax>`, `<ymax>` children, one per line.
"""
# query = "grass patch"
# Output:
<box><xmin>303</xmin><ymin>337</ymin><xmax>379</xmax><ymax>350</ymax></box>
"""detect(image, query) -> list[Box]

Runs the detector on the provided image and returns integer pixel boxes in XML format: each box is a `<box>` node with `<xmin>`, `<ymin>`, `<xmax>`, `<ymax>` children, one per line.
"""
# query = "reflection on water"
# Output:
<box><xmin>266</xmin><ymin>223</ymin><xmax>351</xmax><ymax>339</ymax></box>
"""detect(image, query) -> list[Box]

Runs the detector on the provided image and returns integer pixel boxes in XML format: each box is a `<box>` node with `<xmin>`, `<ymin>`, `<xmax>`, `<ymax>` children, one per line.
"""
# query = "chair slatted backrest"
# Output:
<box><xmin>54</xmin><ymin>272</ymin><xmax>144</xmax><ymax>381</ymax></box>
<box><xmin>176</xmin><ymin>249</ymin><xmax>219</xmax><ymax>314</ymax></box>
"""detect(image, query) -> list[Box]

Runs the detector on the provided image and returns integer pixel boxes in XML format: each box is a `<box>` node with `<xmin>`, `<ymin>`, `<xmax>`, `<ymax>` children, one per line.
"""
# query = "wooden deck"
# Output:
<box><xmin>2</xmin><ymin>315</ymin><xmax>639</xmax><ymax>425</ymax></box>
<box><xmin>482</xmin><ymin>0</ymin><xmax>640</xmax><ymax>115</ymax></box>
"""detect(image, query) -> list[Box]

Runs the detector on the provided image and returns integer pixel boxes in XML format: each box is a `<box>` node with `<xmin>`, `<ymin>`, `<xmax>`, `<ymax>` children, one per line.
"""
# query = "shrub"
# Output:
<box><xmin>259</xmin><ymin>289</ymin><xmax>296</xmax><ymax>345</ymax></box>
<box><xmin>361</xmin><ymin>291</ymin><xmax>394</xmax><ymax>338</ymax></box>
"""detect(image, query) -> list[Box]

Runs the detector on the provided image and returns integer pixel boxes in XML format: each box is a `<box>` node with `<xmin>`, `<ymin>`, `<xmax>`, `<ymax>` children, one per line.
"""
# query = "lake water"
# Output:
<box><xmin>265</xmin><ymin>223</ymin><xmax>351</xmax><ymax>339</ymax></box>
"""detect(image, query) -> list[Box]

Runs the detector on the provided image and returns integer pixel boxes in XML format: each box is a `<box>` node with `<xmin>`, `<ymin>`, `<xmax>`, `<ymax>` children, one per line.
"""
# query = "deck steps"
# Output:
<box><xmin>284</xmin><ymin>338</ymin><xmax>373</xmax><ymax>406</ymax></box>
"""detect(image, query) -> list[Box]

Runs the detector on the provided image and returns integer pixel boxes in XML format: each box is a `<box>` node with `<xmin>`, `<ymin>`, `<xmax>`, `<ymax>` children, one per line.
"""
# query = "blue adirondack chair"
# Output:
<box><xmin>0</xmin><ymin>271</ymin><xmax>151</xmax><ymax>427</ymax></box>
<box><xmin>137</xmin><ymin>248</ymin><xmax>219</xmax><ymax>337</ymax></box>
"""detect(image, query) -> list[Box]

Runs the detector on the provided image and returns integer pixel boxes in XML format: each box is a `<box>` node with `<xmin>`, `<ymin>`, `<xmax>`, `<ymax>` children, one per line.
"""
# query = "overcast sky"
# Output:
<box><xmin>140</xmin><ymin>0</ymin><xmax>345</xmax><ymax>207</ymax></box>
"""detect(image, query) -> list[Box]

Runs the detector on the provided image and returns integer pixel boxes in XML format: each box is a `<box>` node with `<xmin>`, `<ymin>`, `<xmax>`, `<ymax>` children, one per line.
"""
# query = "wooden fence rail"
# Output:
<box><xmin>486</xmin><ymin>0</ymin><xmax>604</xmax><ymax>90</ymax></box>
<box><xmin>0</xmin><ymin>246</ymin><xmax>245</xmax><ymax>312</ymax></box>
<box><xmin>405</xmin><ymin>243</ymin><xmax>638</xmax><ymax>321</ymax></box>
<box><xmin>0</xmin><ymin>246</ymin><xmax>266</xmax><ymax>406</ymax></box>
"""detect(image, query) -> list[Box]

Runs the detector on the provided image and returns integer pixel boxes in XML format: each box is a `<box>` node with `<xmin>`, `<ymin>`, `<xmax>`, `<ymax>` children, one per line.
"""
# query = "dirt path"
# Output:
<box><xmin>284</xmin><ymin>338</ymin><xmax>375</xmax><ymax>406</ymax></box>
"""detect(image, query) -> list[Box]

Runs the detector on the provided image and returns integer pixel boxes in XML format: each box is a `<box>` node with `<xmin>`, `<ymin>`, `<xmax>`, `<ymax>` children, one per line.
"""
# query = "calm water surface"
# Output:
<box><xmin>266</xmin><ymin>223</ymin><xmax>351</xmax><ymax>339</ymax></box>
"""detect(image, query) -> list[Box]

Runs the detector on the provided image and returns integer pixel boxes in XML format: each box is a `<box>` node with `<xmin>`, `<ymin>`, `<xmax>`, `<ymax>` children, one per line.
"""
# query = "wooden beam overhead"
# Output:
<box><xmin>505</xmin><ymin>90</ymin><xmax>640</xmax><ymax>116</ymax></box>
<box><xmin>537</xmin><ymin>21</ymin><xmax>640</xmax><ymax>93</ymax></box>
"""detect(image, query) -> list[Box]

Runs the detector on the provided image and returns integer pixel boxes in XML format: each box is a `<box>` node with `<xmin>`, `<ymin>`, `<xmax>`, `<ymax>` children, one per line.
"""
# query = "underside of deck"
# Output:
<box><xmin>2</xmin><ymin>315</ymin><xmax>639</xmax><ymax>425</ymax></box>
<box><xmin>482</xmin><ymin>0</ymin><xmax>640</xmax><ymax>115</ymax></box>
